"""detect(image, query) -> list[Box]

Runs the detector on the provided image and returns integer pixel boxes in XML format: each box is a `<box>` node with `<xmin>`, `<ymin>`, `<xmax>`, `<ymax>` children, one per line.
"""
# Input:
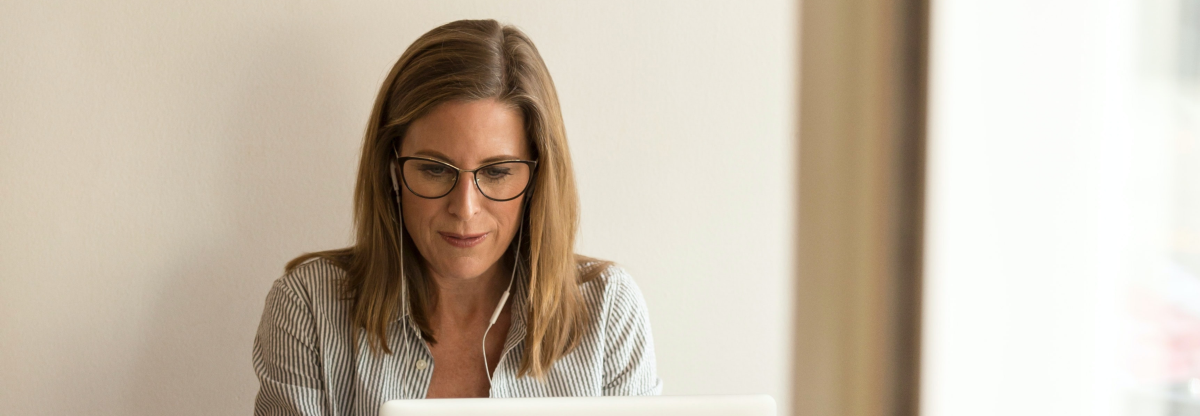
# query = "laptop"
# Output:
<box><xmin>380</xmin><ymin>395</ymin><xmax>776</xmax><ymax>416</ymax></box>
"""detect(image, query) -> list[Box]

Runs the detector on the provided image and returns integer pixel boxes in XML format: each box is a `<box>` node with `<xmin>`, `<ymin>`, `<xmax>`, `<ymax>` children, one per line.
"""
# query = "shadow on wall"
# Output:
<box><xmin>118</xmin><ymin>25</ymin><xmax>358</xmax><ymax>415</ymax></box>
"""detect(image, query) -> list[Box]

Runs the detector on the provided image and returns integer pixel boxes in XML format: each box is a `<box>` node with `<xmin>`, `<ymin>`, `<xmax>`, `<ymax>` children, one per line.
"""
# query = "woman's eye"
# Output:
<box><xmin>482</xmin><ymin>167</ymin><xmax>511</xmax><ymax>179</ymax></box>
<box><xmin>418</xmin><ymin>164</ymin><xmax>450</xmax><ymax>176</ymax></box>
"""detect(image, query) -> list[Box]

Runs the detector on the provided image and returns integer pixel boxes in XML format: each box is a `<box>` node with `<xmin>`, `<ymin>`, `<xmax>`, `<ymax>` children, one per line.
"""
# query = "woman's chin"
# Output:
<box><xmin>427</xmin><ymin>257</ymin><xmax>498</xmax><ymax>281</ymax></box>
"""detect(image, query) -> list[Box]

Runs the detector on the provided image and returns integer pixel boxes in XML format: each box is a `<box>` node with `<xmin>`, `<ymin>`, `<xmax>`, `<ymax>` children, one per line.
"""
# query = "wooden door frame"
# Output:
<box><xmin>792</xmin><ymin>0</ymin><xmax>928</xmax><ymax>415</ymax></box>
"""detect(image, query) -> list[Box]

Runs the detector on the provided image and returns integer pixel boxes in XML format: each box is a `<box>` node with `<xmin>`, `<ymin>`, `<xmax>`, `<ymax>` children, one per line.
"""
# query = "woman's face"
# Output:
<box><xmin>397</xmin><ymin>98</ymin><xmax>531</xmax><ymax>283</ymax></box>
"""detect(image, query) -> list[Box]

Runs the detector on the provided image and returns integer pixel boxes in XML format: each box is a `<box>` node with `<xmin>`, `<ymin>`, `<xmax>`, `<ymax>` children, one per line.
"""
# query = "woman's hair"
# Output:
<box><xmin>285</xmin><ymin>19</ymin><xmax>604</xmax><ymax>378</ymax></box>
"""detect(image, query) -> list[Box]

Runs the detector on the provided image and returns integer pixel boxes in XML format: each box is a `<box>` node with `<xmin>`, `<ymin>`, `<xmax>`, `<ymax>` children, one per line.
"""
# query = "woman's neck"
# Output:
<box><xmin>427</xmin><ymin>262</ymin><xmax>511</xmax><ymax>329</ymax></box>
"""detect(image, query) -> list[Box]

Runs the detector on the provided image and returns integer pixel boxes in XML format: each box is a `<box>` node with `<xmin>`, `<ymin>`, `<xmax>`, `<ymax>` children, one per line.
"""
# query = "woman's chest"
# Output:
<box><xmin>424</xmin><ymin>318</ymin><xmax>510</xmax><ymax>398</ymax></box>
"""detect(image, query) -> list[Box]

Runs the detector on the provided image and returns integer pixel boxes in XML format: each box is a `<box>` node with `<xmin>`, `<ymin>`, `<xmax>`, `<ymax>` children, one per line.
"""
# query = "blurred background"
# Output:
<box><xmin>0</xmin><ymin>1</ymin><xmax>1197</xmax><ymax>416</ymax></box>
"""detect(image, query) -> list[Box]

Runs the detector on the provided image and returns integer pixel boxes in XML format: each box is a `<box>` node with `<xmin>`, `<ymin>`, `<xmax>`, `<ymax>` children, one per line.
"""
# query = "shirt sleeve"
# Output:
<box><xmin>600</xmin><ymin>270</ymin><xmax>664</xmax><ymax>396</ymax></box>
<box><xmin>252</xmin><ymin>278</ymin><xmax>330</xmax><ymax>416</ymax></box>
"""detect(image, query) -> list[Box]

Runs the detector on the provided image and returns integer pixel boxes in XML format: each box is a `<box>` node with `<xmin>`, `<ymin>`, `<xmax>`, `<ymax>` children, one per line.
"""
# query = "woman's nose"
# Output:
<box><xmin>445</xmin><ymin>172</ymin><xmax>482</xmax><ymax>219</ymax></box>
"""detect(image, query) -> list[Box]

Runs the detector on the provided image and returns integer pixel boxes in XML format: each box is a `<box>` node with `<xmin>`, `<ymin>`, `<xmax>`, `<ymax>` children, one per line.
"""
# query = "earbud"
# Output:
<box><xmin>390</xmin><ymin>163</ymin><xmax>399</xmax><ymax>194</ymax></box>
<box><xmin>390</xmin><ymin>148</ymin><xmax>401</xmax><ymax>197</ymax></box>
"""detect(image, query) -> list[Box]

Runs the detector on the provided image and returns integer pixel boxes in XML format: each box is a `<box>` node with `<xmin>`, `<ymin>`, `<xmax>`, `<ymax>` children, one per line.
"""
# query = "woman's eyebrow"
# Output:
<box><xmin>412</xmin><ymin>150</ymin><xmax>454</xmax><ymax>164</ymax></box>
<box><xmin>479</xmin><ymin>154</ymin><xmax>526</xmax><ymax>164</ymax></box>
<box><xmin>410</xmin><ymin>151</ymin><xmax>527</xmax><ymax>166</ymax></box>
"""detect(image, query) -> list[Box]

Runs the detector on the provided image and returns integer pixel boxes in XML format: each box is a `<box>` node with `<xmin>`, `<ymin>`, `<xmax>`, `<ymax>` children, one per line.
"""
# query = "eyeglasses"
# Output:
<box><xmin>396</xmin><ymin>156</ymin><xmax>537</xmax><ymax>201</ymax></box>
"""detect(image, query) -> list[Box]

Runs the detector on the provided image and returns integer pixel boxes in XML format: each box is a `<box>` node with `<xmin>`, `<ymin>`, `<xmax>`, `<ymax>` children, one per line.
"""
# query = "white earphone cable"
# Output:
<box><xmin>483</xmin><ymin>221</ymin><xmax>520</xmax><ymax>384</ymax></box>
<box><xmin>390</xmin><ymin>158</ymin><xmax>408</xmax><ymax>319</ymax></box>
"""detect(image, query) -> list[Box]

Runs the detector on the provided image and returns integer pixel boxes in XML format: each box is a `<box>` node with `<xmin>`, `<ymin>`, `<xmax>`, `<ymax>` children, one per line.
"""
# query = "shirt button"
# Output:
<box><xmin>415</xmin><ymin>359</ymin><xmax>428</xmax><ymax>370</ymax></box>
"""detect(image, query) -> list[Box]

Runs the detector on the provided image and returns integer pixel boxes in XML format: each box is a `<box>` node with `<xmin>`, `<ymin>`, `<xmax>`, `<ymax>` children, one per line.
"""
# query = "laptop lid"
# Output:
<box><xmin>380</xmin><ymin>394</ymin><xmax>776</xmax><ymax>416</ymax></box>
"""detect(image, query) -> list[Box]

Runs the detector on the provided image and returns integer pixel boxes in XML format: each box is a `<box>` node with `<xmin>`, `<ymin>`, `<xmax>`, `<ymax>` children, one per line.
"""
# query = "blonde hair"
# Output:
<box><xmin>285</xmin><ymin>19</ymin><xmax>604</xmax><ymax>378</ymax></box>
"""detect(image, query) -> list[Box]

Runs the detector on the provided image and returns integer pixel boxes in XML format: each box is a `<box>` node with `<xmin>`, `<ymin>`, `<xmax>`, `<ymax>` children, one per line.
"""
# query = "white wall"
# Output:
<box><xmin>0</xmin><ymin>2</ymin><xmax>795</xmax><ymax>415</ymax></box>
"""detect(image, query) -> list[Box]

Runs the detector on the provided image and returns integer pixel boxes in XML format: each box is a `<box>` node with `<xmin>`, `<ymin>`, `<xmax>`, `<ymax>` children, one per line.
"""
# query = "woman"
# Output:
<box><xmin>252</xmin><ymin>19</ymin><xmax>661</xmax><ymax>415</ymax></box>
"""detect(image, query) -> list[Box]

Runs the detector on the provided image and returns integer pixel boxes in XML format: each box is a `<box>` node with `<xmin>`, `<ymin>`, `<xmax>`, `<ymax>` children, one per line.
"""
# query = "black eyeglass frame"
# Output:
<box><xmin>395</xmin><ymin>156</ymin><xmax>538</xmax><ymax>202</ymax></box>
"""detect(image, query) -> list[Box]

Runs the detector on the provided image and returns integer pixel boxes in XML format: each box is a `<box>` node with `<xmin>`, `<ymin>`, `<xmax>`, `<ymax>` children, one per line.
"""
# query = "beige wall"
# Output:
<box><xmin>0</xmin><ymin>1</ymin><xmax>795</xmax><ymax>415</ymax></box>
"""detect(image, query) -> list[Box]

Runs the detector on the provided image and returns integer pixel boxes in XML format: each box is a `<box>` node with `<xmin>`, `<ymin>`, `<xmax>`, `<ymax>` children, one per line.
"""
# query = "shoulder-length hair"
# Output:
<box><xmin>286</xmin><ymin>19</ymin><xmax>604</xmax><ymax>378</ymax></box>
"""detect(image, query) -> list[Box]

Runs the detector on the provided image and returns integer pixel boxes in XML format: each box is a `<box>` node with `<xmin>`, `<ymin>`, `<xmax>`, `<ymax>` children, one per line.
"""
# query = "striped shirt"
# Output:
<box><xmin>252</xmin><ymin>258</ymin><xmax>662</xmax><ymax>416</ymax></box>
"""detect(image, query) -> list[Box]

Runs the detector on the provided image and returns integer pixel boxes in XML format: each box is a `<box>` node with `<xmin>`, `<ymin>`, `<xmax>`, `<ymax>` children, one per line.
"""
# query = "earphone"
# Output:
<box><xmin>483</xmin><ymin>223</ymin><xmax>520</xmax><ymax>384</ymax></box>
<box><xmin>390</xmin><ymin>154</ymin><xmax>412</xmax><ymax>320</ymax></box>
<box><xmin>389</xmin><ymin>152</ymin><xmax>520</xmax><ymax>385</ymax></box>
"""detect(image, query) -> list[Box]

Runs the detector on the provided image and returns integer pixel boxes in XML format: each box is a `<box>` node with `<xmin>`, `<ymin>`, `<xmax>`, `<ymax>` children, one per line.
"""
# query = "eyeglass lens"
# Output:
<box><xmin>401</xmin><ymin>159</ymin><xmax>532</xmax><ymax>200</ymax></box>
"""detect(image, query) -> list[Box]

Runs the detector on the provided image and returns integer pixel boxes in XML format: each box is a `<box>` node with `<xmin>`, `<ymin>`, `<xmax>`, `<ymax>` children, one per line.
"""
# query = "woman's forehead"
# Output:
<box><xmin>400</xmin><ymin>99</ymin><xmax>531</xmax><ymax>164</ymax></box>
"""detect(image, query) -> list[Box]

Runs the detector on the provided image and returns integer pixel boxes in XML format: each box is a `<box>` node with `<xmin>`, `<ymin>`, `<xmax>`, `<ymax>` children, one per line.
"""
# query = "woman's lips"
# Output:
<box><xmin>439</xmin><ymin>232</ymin><xmax>487</xmax><ymax>248</ymax></box>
